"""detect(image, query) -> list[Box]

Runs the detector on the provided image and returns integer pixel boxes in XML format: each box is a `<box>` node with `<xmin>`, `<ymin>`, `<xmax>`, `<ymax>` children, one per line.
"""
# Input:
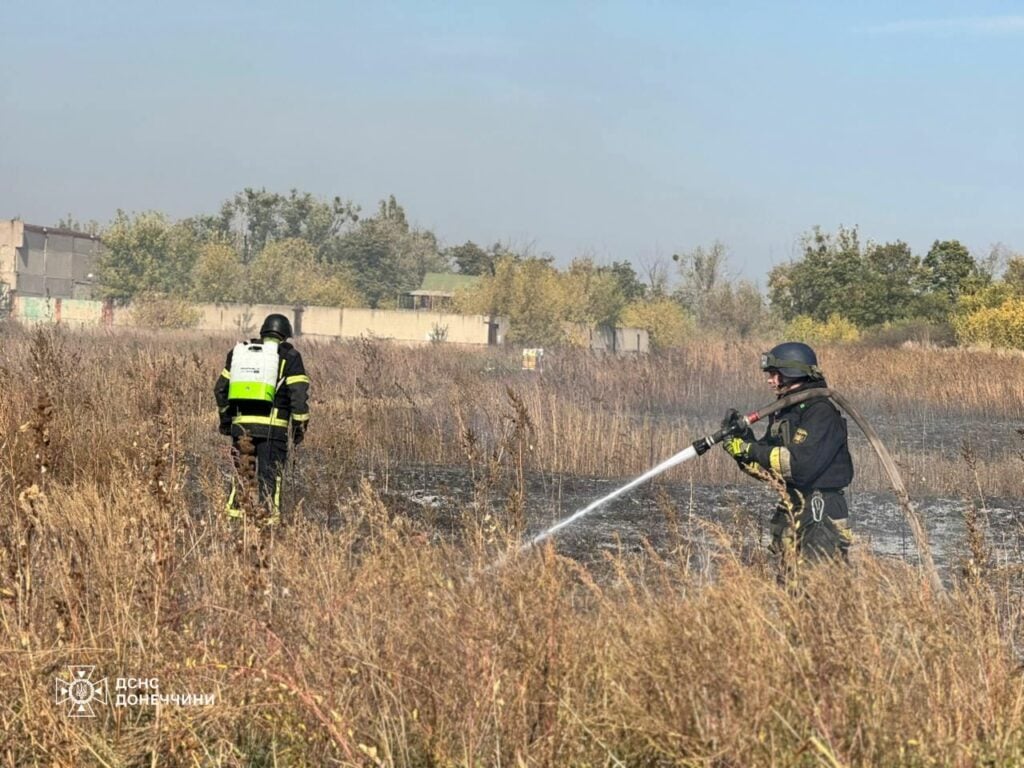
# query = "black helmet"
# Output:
<box><xmin>760</xmin><ymin>342</ymin><xmax>822</xmax><ymax>380</ymax></box>
<box><xmin>260</xmin><ymin>313</ymin><xmax>293</xmax><ymax>341</ymax></box>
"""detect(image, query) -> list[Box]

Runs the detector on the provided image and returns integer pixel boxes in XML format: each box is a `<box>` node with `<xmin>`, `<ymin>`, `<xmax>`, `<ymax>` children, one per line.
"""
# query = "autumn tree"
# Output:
<box><xmin>562</xmin><ymin>258</ymin><xmax>630</xmax><ymax>328</ymax></box>
<box><xmin>454</xmin><ymin>255</ymin><xmax>568</xmax><ymax>346</ymax></box>
<box><xmin>673</xmin><ymin>241</ymin><xmax>769</xmax><ymax>337</ymax></box>
<box><xmin>1004</xmin><ymin>256</ymin><xmax>1024</xmax><ymax>295</ymax></box>
<box><xmin>620</xmin><ymin>297</ymin><xmax>692</xmax><ymax>351</ymax></box>
<box><xmin>95</xmin><ymin>211</ymin><xmax>199</xmax><ymax>300</ymax></box>
<box><xmin>248</xmin><ymin>238</ymin><xmax>363</xmax><ymax>307</ymax></box>
<box><xmin>673</xmin><ymin>240</ymin><xmax>732</xmax><ymax>326</ymax></box>
<box><xmin>190</xmin><ymin>241</ymin><xmax>247</xmax><ymax>303</ymax></box>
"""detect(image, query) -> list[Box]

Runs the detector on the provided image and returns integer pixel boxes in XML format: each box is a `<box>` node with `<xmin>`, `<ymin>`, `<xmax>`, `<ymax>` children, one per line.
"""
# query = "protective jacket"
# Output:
<box><xmin>738</xmin><ymin>379</ymin><xmax>853</xmax><ymax>515</ymax></box>
<box><xmin>214</xmin><ymin>340</ymin><xmax>310</xmax><ymax>440</ymax></box>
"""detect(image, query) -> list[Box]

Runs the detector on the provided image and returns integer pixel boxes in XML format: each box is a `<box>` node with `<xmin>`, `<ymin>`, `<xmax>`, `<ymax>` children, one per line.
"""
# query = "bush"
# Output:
<box><xmin>620</xmin><ymin>298</ymin><xmax>693</xmax><ymax>352</ymax></box>
<box><xmin>129</xmin><ymin>292</ymin><xmax>201</xmax><ymax>329</ymax></box>
<box><xmin>952</xmin><ymin>297</ymin><xmax>1024</xmax><ymax>349</ymax></box>
<box><xmin>860</xmin><ymin>319</ymin><xmax>956</xmax><ymax>348</ymax></box>
<box><xmin>784</xmin><ymin>314</ymin><xmax>860</xmax><ymax>344</ymax></box>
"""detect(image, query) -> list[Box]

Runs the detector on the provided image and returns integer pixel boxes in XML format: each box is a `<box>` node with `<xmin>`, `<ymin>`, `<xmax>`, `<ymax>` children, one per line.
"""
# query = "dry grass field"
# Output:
<box><xmin>1</xmin><ymin>324</ymin><xmax>1022</xmax><ymax>766</ymax></box>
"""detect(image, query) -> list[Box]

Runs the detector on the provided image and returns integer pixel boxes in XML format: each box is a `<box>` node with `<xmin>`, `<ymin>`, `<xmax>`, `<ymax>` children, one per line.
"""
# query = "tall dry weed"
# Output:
<box><xmin>0</xmin><ymin>328</ymin><xmax>1021</xmax><ymax>764</ymax></box>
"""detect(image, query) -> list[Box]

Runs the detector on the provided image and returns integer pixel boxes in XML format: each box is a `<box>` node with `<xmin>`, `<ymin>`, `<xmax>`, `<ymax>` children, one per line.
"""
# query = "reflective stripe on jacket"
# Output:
<box><xmin>739</xmin><ymin>380</ymin><xmax>854</xmax><ymax>493</ymax></box>
<box><xmin>214</xmin><ymin>340</ymin><xmax>310</xmax><ymax>439</ymax></box>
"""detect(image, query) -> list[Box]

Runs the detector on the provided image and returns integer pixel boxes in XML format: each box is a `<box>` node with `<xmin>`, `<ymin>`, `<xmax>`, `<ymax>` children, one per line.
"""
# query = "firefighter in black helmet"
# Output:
<box><xmin>721</xmin><ymin>342</ymin><xmax>853</xmax><ymax>566</ymax></box>
<box><xmin>214</xmin><ymin>313</ymin><xmax>310</xmax><ymax>524</ymax></box>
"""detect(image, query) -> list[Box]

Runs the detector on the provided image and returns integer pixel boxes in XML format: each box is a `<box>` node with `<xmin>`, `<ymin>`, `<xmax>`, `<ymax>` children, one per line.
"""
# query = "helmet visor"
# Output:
<box><xmin>760</xmin><ymin>352</ymin><xmax>822</xmax><ymax>379</ymax></box>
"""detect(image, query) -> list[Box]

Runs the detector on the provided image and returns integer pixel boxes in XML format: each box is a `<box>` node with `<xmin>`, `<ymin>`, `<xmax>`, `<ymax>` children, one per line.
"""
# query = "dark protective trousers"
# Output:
<box><xmin>769</xmin><ymin>489</ymin><xmax>851</xmax><ymax>563</ymax></box>
<box><xmin>226</xmin><ymin>436</ymin><xmax>288</xmax><ymax>522</ymax></box>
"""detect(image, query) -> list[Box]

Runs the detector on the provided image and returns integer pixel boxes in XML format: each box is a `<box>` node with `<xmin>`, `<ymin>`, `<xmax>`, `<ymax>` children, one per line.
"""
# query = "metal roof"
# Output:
<box><xmin>415</xmin><ymin>272</ymin><xmax>481</xmax><ymax>295</ymax></box>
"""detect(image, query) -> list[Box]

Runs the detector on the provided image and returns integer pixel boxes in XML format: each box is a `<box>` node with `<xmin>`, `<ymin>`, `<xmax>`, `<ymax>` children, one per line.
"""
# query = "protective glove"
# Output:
<box><xmin>722</xmin><ymin>436</ymin><xmax>753</xmax><ymax>461</ymax></box>
<box><xmin>218</xmin><ymin>421</ymin><xmax>232</xmax><ymax>436</ymax></box>
<box><xmin>292</xmin><ymin>423</ymin><xmax>306</xmax><ymax>446</ymax></box>
<box><xmin>720</xmin><ymin>408</ymin><xmax>754</xmax><ymax>440</ymax></box>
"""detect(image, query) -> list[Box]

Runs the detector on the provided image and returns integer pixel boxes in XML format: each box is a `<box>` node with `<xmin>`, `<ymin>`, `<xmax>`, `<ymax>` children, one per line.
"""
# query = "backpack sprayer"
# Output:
<box><xmin>510</xmin><ymin>388</ymin><xmax>943</xmax><ymax>595</ymax></box>
<box><xmin>227</xmin><ymin>339</ymin><xmax>280</xmax><ymax>404</ymax></box>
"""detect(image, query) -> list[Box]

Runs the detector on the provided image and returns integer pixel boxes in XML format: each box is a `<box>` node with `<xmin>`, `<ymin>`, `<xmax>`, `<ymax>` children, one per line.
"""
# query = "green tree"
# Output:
<box><xmin>248</xmin><ymin>238</ymin><xmax>362</xmax><ymax>307</ymax></box>
<box><xmin>96</xmin><ymin>211</ymin><xmax>198</xmax><ymax>300</ymax></box>
<box><xmin>190</xmin><ymin>241</ymin><xmax>247</xmax><ymax>303</ymax></box>
<box><xmin>329</xmin><ymin>196</ymin><xmax>446</xmax><ymax>307</ymax></box>
<box><xmin>921</xmin><ymin>240</ymin><xmax>985</xmax><ymax>302</ymax></box>
<box><xmin>278</xmin><ymin>189</ymin><xmax>359</xmax><ymax>257</ymax></box>
<box><xmin>217</xmin><ymin>188</ymin><xmax>358</xmax><ymax>262</ymax></box>
<box><xmin>768</xmin><ymin>227</ymin><xmax>941</xmax><ymax>327</ymax></box>
<box><xmin>446</xmin><ymin>240</ymin><xmax>506</xmax><ymax>276</ymax></box>
<box><xmin>562</xmin><ymin>258</ymin><xmax>629</xmax><ymax>328</ymax></box>
<box><xmin>56</xmin><ymin>214</ymin><xmax>100</xmax><ymax>235</ymax></box>
<box><xmin>768</xmin><ymin>226</ymin><xmax>865</xmax><ymax>323</ymax></box>
<box><xmin>602</xmin><ymin>260</ymin><xmax>646</xmax><ymax>302</ymax></box>
<box><xmin>330</xmin><ymin>217</ymin><xmax>396</xmax><ymax>307</ymax></box>
<box><xmin>859</xmin><ymin>240</ymin><xmax>922</xmax><ymax>325</ymax></box>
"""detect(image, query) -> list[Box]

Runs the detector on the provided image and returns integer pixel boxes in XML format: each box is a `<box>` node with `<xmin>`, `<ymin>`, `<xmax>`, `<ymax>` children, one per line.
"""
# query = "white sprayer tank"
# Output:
<box><xmin>227</xmin><ymin>340</ymin><xmax>280</xmax><ymax>403</ymax></box>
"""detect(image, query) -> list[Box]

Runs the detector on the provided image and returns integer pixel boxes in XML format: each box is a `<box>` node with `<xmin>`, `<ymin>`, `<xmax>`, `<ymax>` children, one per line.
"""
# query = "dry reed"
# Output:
<box><xmin>0</xmin><ymin>325</ymin><xmax>1021</xmax><ymax>765</ymax></box>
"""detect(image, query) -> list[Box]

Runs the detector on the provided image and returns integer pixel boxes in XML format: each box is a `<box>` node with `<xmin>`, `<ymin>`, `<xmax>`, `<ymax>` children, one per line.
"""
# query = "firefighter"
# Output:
<box><xmin>214</xmin><ymin>313</ymin><xmax>310</xmax><ymax>524</ymax></box>
<box><xmin>721</xmin><ymin>342</ymin><xmax>853</xmax><ymax>564</ymax></box>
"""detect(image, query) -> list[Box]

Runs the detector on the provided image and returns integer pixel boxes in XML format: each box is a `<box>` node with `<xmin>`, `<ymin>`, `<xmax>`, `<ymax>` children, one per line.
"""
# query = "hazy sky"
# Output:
<box><xmin>2</xmin><ymin>1</ymin><xmax>1021</xmax><ymax>281</ymax></box>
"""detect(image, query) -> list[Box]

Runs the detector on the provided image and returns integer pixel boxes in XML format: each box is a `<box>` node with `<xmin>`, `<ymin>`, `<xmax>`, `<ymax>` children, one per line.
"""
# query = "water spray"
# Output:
<box><xmin>500</xmin><ymin>388</ymin><xmax>943</xmax><ymax>595</ymax></box>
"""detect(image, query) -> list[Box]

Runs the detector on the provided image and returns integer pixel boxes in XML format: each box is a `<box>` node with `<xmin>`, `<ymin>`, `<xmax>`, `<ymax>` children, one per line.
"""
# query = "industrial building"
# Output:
<box><xmin>0</xmin><ymin>220</ymin><xmax>102</xmax><ymax>307</ymax></box>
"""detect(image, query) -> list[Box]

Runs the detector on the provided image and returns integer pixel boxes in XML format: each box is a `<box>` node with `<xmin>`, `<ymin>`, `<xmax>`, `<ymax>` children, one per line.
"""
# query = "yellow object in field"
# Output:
<box><xmin>522</xmin><ymin>348</ymin><xmax>544</xmax><ymax>371</ymax></box>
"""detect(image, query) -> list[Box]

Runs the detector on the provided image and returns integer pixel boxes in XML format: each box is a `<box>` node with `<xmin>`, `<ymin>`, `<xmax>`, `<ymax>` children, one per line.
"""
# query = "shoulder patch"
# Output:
<box><xmin>793</xmin><ymin>427</ymin><xmax>808</xmax><ymax>445</ymax></box>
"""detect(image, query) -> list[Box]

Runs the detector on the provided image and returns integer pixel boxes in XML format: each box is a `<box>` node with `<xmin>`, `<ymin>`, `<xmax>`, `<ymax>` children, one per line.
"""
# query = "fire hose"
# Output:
<box><xmin>524</xmin><ymin>388</ymin><xmax>943</xmax><ymax>595</ymax></box>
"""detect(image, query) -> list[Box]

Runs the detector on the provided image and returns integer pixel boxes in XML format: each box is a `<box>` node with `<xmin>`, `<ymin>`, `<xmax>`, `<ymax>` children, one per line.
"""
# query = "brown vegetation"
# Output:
<box><xmin>0</xmin><ymin>325</ymin><xmax>1022</xmax><ymax>765</ymax></box>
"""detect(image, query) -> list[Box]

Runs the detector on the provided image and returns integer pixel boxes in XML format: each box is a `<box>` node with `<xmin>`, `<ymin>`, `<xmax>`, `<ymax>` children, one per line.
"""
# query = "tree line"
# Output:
<box><xmin>67</xmin><ymin>188</ymin><xmax>1024</xmax><ymax>349</ymax></box>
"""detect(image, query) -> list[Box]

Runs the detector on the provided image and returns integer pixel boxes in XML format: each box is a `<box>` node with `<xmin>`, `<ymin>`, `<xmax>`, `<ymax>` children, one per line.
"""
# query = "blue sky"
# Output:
<box><xmin>1</xmin><ymin>1</ymin><xmax>1021</xmax><ymax>281</ymax></box>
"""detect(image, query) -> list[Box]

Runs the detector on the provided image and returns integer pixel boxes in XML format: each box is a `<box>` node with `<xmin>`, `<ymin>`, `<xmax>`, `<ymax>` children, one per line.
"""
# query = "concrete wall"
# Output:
<box><xmin>331</xmin><ymin>308</ymin><xmax>501</xmax><ymax>345</ymax></box>
<box><xmin>8</xmin><ymin>295</ymin><xmax>641</xmax><ymax>352</ymax></box>
<box><xmin>611</xmin><ymin>326</ymin><xmax>649</xmax><ymax>354</ymax></box>
<box><xmin>565</xmin><ymin>323</ymin><xmax>650</xmax><ymax>354</ymax></box>
<box><xmin>189</xmin><ymin>304</ymin><xmax>506</xmax><ymax>346</ymax></box>
<box><xmin>299</xmin><ymin>305</ymin><xmax>342</xmax><ymax>338</ymax></box>
<box><xmin>194</xmin><ymin>303</ymin><xmax>296</xmax><ymax>338</ymax></box>
<box><xmin>12</xmin><ymin>295</ymin><xmax>110</xmax><ymax>327</ymax></box>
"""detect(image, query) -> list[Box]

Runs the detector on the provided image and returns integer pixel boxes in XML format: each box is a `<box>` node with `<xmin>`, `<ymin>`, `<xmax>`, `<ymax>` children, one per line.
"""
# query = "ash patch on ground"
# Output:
<box><xmin>342</xmin><ymin>465</ymin><xmax>1023</xmax><ymax>579</ymax></box>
